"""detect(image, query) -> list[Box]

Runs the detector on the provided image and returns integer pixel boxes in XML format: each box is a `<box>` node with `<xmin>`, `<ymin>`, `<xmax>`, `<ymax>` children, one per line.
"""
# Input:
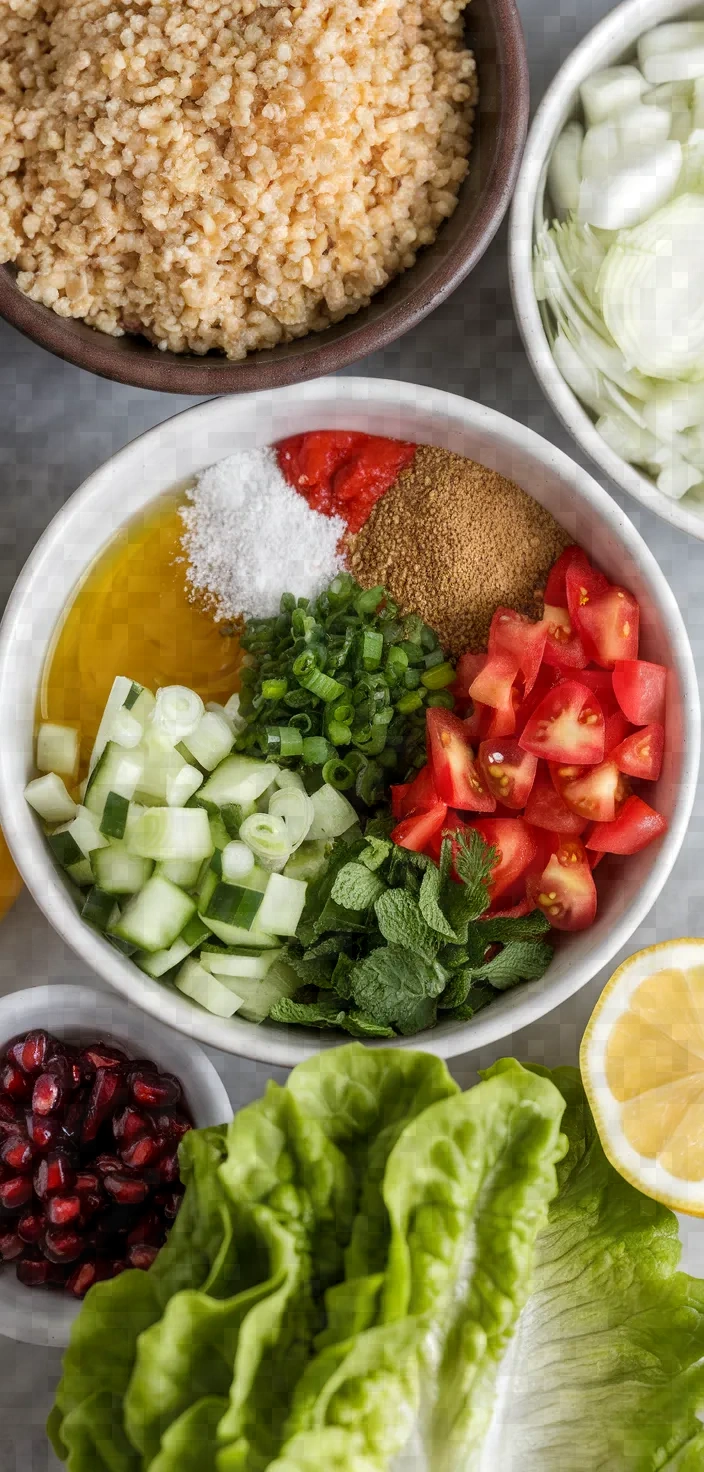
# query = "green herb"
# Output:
<box><xmin>272</xmin><ymin>823</ymin><xmax>554</xmax><ymax>1037</ymax></box>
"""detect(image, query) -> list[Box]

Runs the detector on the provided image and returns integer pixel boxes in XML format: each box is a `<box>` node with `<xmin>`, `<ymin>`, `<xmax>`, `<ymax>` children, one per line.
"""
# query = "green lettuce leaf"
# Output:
<box><xmin>477</xmin><ymin>1063</ymin><xmax>704</xmax><ymax>1471</ymax></box>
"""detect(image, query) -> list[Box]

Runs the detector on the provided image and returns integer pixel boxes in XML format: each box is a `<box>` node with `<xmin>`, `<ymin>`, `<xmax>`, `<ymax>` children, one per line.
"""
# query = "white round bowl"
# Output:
<box><xmin>0</xmin><ymin>983</ymin><xmax>232</xmax><ymax>1347</ymax></box>
<box><xmin>509</xmin><ymin>0</ymin><xmax>704</xmax><ymax>541</ymax></box>
<box><xmin>0</xmin><ymin>378</ymin><xmax>698</xmax><ymax>1066</ymax></box>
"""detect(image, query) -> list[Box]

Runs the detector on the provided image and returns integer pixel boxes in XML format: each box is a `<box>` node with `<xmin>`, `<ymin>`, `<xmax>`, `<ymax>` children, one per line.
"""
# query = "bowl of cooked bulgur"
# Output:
<box><xmin>0</xmin><ymin>0</ymin><xmax>527</xmax><ymax>393</ymax></box>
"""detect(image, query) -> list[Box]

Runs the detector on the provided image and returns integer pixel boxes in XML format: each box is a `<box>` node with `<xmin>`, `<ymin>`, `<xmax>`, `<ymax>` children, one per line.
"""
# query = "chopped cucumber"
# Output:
<box><xmin>283</xmin><ymin>839</ymin><xmax>331</xmax><ymax>884</ymax></box>
<box><xmin>66</xmin><ymin>857</ymin><xmax>94</xmax><ymax>888</ymax></box>
<box><xmin>306</xmin><ymin>784</ymin><xmax>358</xmax><ymax>840</ymax></box>
<box><xmin>67</xmin><ymin>805</ymin><xmax>109</xmax><ymax>857</ymax></box>
<box><xmin>136</xmin><ymin>730</ymin><xmax>189</xmax><ymax>805</ymax></box>
<box><xmin>36</xmin><ymin>722</ymin><xmax>79</xmax><ymax>780</ymax></box>
<box><xmin>198</xmin><ymin>755</ymin><xmax>279</xmax><ymax>809</ymax></box>
<box><xmin>181</xmin><ymin>711</ymin><xmax>234</xmax><ymax>771</ymax></box>
<box><xmin>110</xmin><ymin>874</ymin><xmax>196</xmax><ymax>952</ymax></box>
<box><xmin>127</xmin><ymin>806</ymin><xmax>213</xmax><ymax>863</ymax></box>
<box><xmin>203</xmin><ymin>915</ymin><xmax>279</xmax><ymax>949</ymax></box>
<box><xmin>199</xmin><ymin>861</ymin><xmax>266</xmax><ymax>912</ymax></box>
<box><xmin>25</xmin><ymin>773</ymin><xmax>77</xmax><ymax>824</ymax></box>
<box><xmin>256</xmin><ymin>872</ymin><xmax>307</xmax><ymax>936</ymax></box>
<box><xmin>199</xmin><ymin>946</ymin><xmax>282</xmax><ymax>980</ymax></box>
<box><xmin>82</xmin><ymin>886</ymin><xmax>119</xmax><ymax>933</ymax></box>
<box><xmin>208</xmin><ymin>812</ymin><xmax>231</xmax><ymax>854</ymax></box>
<box><xmin>84</xmin><ymin>743</ymin><xmax>143</xmax><ymax>818</ymax></box>
<box><xmin>220</xmin><ymin>800</ymin><xmax>258</xmax><ymax>837</ymax></box>
<box><xmin>222</xmin><ymin>963</ymin><xmax>298</xmax><ymax>1024</ymax></box>
<box><xmin>166</xmin><ymin>764</ymin><xmax>203</xmax><ymax>807</ymax></box>
<box><xmin>135</xmin><ymin>914</ymin><xmax>210</xmax><ymax>978</ymax></box>
<box><xmin>203</xmin><ymin>881</ymin><xmax>263</xmax><ymax>930</ymax></box>
<box><xmin>92</xmin><ymin>844</ymin><xmax>154</xmax><ymax>895</ymax></box>
<box><xmin>47</xmin><ymin>827</ymin><xmax>83</xmax><ymax>870</ymax></box>
<box><xmin>155</xmin><ymin>857</ymin><xmax>203</xmax><ymax>890</ymax></box>
<box><xmin>175</xmin><ymin>958</ymin><xmax>243</xmax><ymax>1018</ymax></box>
<box><xmin>88</xmin><ymin>676</ymin><xmax>134</xmax><ymax>772</ymax></box>
<box><xmin>99</xmin><ymin>791</ymin><xmax>130</xmax><ymax>840</ymax></box>
<box><xmin>107</xmin><ymin>707</ymin><xmax>143</xmax><ymax>750</ymax></box>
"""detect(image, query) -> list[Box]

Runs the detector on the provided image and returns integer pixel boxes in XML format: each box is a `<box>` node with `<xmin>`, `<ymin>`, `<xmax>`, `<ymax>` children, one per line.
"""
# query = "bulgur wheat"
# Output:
<box><xmin>0</xmin><ymin>0</ymin><xmax>477</xmax><ymax>359</ymax></box>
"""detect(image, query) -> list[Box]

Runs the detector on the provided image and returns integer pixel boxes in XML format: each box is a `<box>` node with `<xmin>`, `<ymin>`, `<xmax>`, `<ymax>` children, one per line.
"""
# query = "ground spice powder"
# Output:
<box><xmin>347</xmin><ymin>446</ymin><xmax>572</xmax><ymax>655</ymax></box>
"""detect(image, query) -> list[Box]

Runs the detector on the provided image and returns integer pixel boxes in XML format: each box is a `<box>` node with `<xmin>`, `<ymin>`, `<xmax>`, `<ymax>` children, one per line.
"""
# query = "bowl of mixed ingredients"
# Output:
<box><xmin>510</xmin><ymin>0</ymin><xmax>704</xmax><ymax>540</ymax></box>
<box><xmin>0</xmin><ymin>0</ymin><xmax>527</xmax><ymax>393</ymax></box>
<box><xmin>0</xmin><ymin>378</ymin><xmax>697</xmax><ymax>1065</ymax></box>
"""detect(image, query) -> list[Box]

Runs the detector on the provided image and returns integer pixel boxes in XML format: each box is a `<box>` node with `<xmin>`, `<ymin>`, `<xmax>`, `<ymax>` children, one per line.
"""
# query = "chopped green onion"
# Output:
<box><xmin>356</xmin><ymin>760</ymin><xmax>384</xmax><ymax>805</ymax></box>
<box><xmin>261</xmin><ymin>678</ymin><xmax>288</xmax><ymax>700</ymax></box>
<box><xmin>403</xmin><ymin>668</ymin><xmax>421</xmax><ymax>689</ymax></box>
<box><xmin>327</xmin><ymin>720</ymin><xmax>352</xmax><ymax>746</ymax></box>
<box><xmin>331</xmin><ymin>700</ymin><xmax>354</xmax><ymax>727</ymax></box>
<box><xmin>288</xmin><ymin>713</ymin><xmax>312</xmax><ymax>734</ymax></box>
<box><xmin>424</xmin><ymin>648</ymin><xmax>445</xmax><ymax>669</ymax></box>
<box><xmin>239</xmin><ymin>812</ymin><xmax>291</xmax><ymax>872</ymax></box>
<box><xmin>322</xmin><ymin>758</ymin><xmax>355</xmax><ymax>791</ymax></box>
<box><xmin>421</xmin><ymin>660</ymin><xmax>456</xmax><ymax>691</ymax></box>
<box><xmin>343</xmin><ymin>750</ymin><xmax>368</xmax><ymax>777</ymax></box>
<box><xmin>362</xmin><ymin>630</ymin><xmax>384</xmax><ymax>669</ymax></box>
<box><xmin>302</xmin><ymin>736</ymin><xmax>335</xmax><ymax>766</ymax></box>
<box><xmin>386</xmin><ymin>646</ymin><xmax>408</xmax><ymax>676</ymax></box>
<box><xmin>396</xmin><ymin>690</ymin><xmax>425</xmax><ymax>714</ymax></box>
<box><xmin>265</xmin><ymin>726</ymin><xmax>304</xmax><ymax>758</ymax></box>
<box><xmin>293</xmin><ymin>651</ymin><xmax>345</xmax><ymax>703</ymax></box>
<box><xmin>355</xmin><ymin>585</ymin><xmax>385</xmax><ymax>616</ymax></box>
<box><xmin>427</xmin><ymin>690</ymin><xmax>456</xmax><ymax>709</ymax></box>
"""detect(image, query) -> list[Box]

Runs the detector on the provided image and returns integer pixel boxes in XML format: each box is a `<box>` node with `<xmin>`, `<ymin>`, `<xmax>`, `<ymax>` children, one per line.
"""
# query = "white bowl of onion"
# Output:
<box><xmin>509</xmin><ymin>0</ymin><xmax>704</xmax><ymax>539</ymax></box>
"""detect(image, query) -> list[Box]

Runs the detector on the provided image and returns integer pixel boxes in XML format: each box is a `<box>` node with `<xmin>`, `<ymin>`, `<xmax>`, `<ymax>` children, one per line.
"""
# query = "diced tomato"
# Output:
<box><xmin>550</xmin><ymin>759</ymin><xmax>629</xmax><ymax>823</ymax></box>
<box><xmin>468</xmin><ymin>652</ymin><xmax>519</xmax><ymax>710</ymax></box>
<box><xmin>470</xmin><ymin>818</ymin><xmax>539</xmax><ymax>901</ymax></box>
<box><xmin>488</xmin><ymin>609</ymin><xmax>547</xmax><ymax>694</ymax></box>
<box><xmin>574</xmin><ymin>585</ymin><xmax>640</xmax><ymax>668</ymax></box>
<box><xmin>514</xmin><ymin>664</ymin><xmax>560</xmax><ymax>734</ymax></box>
<box><xmin>426</xmin><ymin>709</ymin><xmax>495</xmax><ymax>812</ymax></box>
<box><xmin>585</xmin><ymin>795</ymin><xmax>668</xmax><ymax>855</ymax></box>
<box><xmin>453</xmin><ymin>652</ymin><xmax>487</xmax><ymax>699</ymax></box>
<box><xmin>519</xmin><ymin>680</ymin><xmax>605</xmax><ymax>765</ymax></box>
<box><xmin>462</xmin><ymin>703</ymin><xmax>490</xmax><ymax>747</ymax></box>
<box><xmin>484</xmin><ymin>685</ymin><xmax>521</xmax><ymax>739</ymax></box>
<box><xmin>612</xmin><ymin>723</ymin><xmax>664</xmax><ymax>782</ymax></box>
<box><xmin>604</xmin><ymin>708</ymin><xmax>632</xmax><ymax>755</ymax></box>
<box><xmin>391</xmin><ymin>802</ymin><xmax>447</xmax><ymax>853</ymax></box>
<box><xmin>391</xmin><ymin>763</ymin><xmax>438</xmax><ymax>820</ymax></box>
<box><xmin>544</xmin><ymin>546</ymin><xmax>585</xmax><ymax>607</ymax></box>
<box><xmin>541</xmin><ymin>604</ymin><xmax>588</xmax><ymax>670</ymax></box>
<box><xmin>526</xmin><ymin>837</ymin><xmax>598</xmax><ymax>931</ymax></box>
<box><xmin>523</xmin><ymin>765</ymin><xmax>588</xmax><ymax>835</ymax></box>
<box><xmin>588</xmin><ymin>848</ymin><xmax>604</xmax><ymax>870</ymax></box>
<box><xmin>424</xmin><ymin>811</ymin><xmax>468</xmax><ymax>867</ymax></box>
<box><xmin>565</xmin><ymin>551</ymin><xmax>610</xmax><ymax>630</ymax></box>
<box><xmin>478</xmin><ymin>739</ymin><xmax>538</xmax><ymax>810</ymax></box>
<box><xmin>612</xmin><ymin>660</ymin><xmax>667</xmax><ymax>726</ymax></box>
<box><xmin>559</xmin><ymin>667</ymin><xmax>615</xmax><ymax>708</ymax></box>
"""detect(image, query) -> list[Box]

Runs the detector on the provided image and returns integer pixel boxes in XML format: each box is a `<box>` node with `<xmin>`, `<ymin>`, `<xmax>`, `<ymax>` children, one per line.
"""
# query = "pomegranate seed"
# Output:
<box><xmin>46</xmin><ymin>1193</ymin><xmax>81</xmax><ymax>1227</ymax></box>
<box><xmin>120</xmin><ymin>1135</ymin><xmax>163</xmax><ymax>1170</ymax></box>
<box><xmin>0</xmin><ymin>1231</ymin><xmax>22</xmax><ymax>1260</ymax></box>
<box><xmin>8</xmin><ymin>1031</ymin><xmax>50</xmax><ymax>1076</ymax></box>
<box><xmin>129</xmin><ymin>1070</ymin><xmax>180</xmax><ymax>1110</ymax></box>
<box><xmin>155</xmin><ymin>1189</ymin><xmax>183</xmax><ymax>1222</ymax></box>
<box><xmin>43</xmin><ymin>1226</ymin><xmax>83</xmax><ymax>1264</ymax></box>
<box><xmin>81</xmin><ymin>1069</ymin><xmax>125</xmax><ymax>1144</ymax></box>
<box><xmin>32</xmin><ymin>1072</ymin><xmax>63</xmax><ymax>1116</ymax></box>
<box><xmin>0</xmin><ymin>1063</ymin><xmax>31</xmax><ymax>1102</ymax></box>
<box><xmin>25</xmin><ymin>1112</ymin><xmax>61</xmax><ymax>1151</ymax></box>
<box><xmin>126</xmin><ymin>1243</ymin><xmax>159</xmax><ymax>1270</ymax></box>
<box><xmin>158</xmin><ymin>1150</ymin><xmax>180</xmax><ymax>1184</ymax></box>
<box><xmin>79</xmin><ymin>1043</ymin><xmax>128</xmax><ymax>1073</ymax></box>
<box><xmin>78</xmin><ymin>1191</ymin><xmax>103</xmax><ymax>1225</ymax></box>
<box><xmin>34</xmin><ymin>1150</ymin><xmax>74</xmax><ymax>1199</ymax></box>
<box><xmin>127</xmin><ymin>1210</ymin><xmax>165</xmax><ymax>1247</ymax></box>
<box><xmin>113</xmin><ymin>1106</ymin><xmax>150</xmax><ymax>1145</ymax></box>
<box><xmin>18</xmin><ymin>1211</ymin><xmax>43</xmax><ymax>1245</ymax></box>
<box><xmin>0</xmin><ymin>1176</ymin><xmax>32</xmax><ymax>1210</ymax></box>
<box><xmin>109</xmin><ymin>1259</ymin><xmax>128</xmax><ymax>1278</ymax></box>
<box><xmin>155</xmin><ymin>1111</ymin><xmax>192</xmax><ymax>1142</ymax></box>
<box><xmin>66</xmin><ymin>1260</ymin><xmax>97</xmax><ymax>1297</ymax></box>
<box><xmin>0</xmin><ymin>1134</ymin><xmax>33</xmax><ymax>1172</ymax></box>
<box><xmin>93</xmin><ymin>1154</ymin><xmax>124</xmax><ymax>1177</ymax></box>
<box><xmin>103</xmin><ymin>1173</ymin><xmax>148</xmax><ymax>1206</ymax></box>
<box><xmin>61</xmin><ymin>1090</ymin><xmax>88</xmax><ymax>1142</ymax></box>
<box><xmin>16</xmin><ymin>1257</ymin><xmax>51</xmax><ymax>1287</ymax></box>
<box><xmin>75</xmin><ymin>1171</ymin><xmax>100</xmax><ymax>1196</ymax></box>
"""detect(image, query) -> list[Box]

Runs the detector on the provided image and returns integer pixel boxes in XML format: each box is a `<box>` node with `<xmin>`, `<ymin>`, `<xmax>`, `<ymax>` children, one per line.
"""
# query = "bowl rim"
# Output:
<box><xmin>0</xmin><ymin>376</ymin><xmax>699</xmax><ymax>1066</ymax></box>
<box><xmin>507</xmin><ymin>0</ymin><xmax>704</xmax><ymax>542</ymax></box>
<box><xmin>0</xmin><ymin>0</ymin><xmax>529</xmax><ymax>394</ymax></box>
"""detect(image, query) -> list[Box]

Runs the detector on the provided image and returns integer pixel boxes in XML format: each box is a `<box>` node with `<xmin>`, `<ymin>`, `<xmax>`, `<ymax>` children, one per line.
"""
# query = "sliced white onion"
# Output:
<box><xmin>657</xmin><ymin>460</ymin><xmax>703</xmax><ymax>498</ymax></box>
<box><xmin>107</xmin><ymin>707</ymin><xmax>143</xmax><ymax>750</ymax></box>
<box><xmin>269</xmin><ymin>786</ymin><xmax>315</xmax><ymax>851</ymax></box>
<box><xmin>580</xmin><ymin>66</ymin><xmax>644</xmax><ymax>127</ymax></box>
<box><xmin>642</xmin><ymin>381</ymin><xmax>704</xmax><ymax>438</ymax></box>
<box><xmin>578</xmin><ymin>139</ymin><xmax>682</xmax><ymax>230</ymax></box>
<box><xmin>223</xmin><ymin>692</ymin><xmax>247</xmax><ymax>735</ymax></box>
<box><xmin>221</xmin><ymin>840</ymin><xmax>256</xmax><ymax>883</ymax></box>
<box><xmin>552</xmin><ymin>330</ymin><xmax>607</xmax><ymax>413</ymax></box>
<box><xmin>595</xmin><ymin>411</ymin><xmax>660</xmax><ymax>466</ymax></box>
<box><xmin>547</xmin><ymin>121</ymin><xmax>583</xmax><ymax>216</ymax></box>
<box><xmin>600</xmin><ymin>192</ymin><xmax>704</xmax><ymax>378</ymax></box>
<box><xmin>639</xmin><ymin>23</ymin><xmax>704</xmax><ymax>85</ymax></box>
<box><xmin>153</xmin><ymin>686</ymin><xmax>204</xmax><ymax>745</ymax></box>
<box><xmin>239</xmin><ymin>812</ymin><xmax>291</xmax><ymax>872</ymax></box>
<box><xmin>581</xmin><ymin>106</ymin><xmax>671</xmax><ymax>179</ymax></box>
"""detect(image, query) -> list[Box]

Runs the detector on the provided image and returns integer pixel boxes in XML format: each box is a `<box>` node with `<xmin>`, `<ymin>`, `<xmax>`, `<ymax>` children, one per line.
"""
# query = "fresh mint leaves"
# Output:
<box><xmin>271</xmin><ymin>826</ymin><xmax>554</xmax><ymax>1037</ymax></box>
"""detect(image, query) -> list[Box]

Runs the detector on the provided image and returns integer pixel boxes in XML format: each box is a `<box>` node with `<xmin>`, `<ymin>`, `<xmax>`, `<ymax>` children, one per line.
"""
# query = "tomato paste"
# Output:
<box><xmin>277</xmin><ymin>431</ymin><xmax>417</xmax><ymax>535</ymax></box>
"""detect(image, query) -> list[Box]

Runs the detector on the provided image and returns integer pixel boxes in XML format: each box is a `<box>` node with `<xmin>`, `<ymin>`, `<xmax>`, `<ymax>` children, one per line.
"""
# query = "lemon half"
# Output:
<box><xmin>580</xmin><ymin>938</ymin><xmax>704</xmax><ymax>1216</ymax></box>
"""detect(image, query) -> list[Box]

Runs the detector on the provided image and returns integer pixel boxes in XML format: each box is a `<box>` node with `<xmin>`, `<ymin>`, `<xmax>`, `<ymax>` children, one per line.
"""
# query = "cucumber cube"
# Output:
<box><xmin>36</xmin><ymin>722</ymin><xmax>80</xmax><ymax>780</ymax></box>
<box><xmin>110</xmin><ymin>875</ymin><xmax>196</xmax><ymax>953</ymax></box>
<box><xmin>257</xmin><ymin>873</ymin><xmax>307</xmax><ymax>936</ymax></box>
<box><xmin>25</xmin><ymin>773</ymin><xmax>77</xmax><ymax>824</ymax></box>
<box><xmin>175</xmin><ymin>958</ymin><xmax>243</xmax><ymax>1018</ymax></box>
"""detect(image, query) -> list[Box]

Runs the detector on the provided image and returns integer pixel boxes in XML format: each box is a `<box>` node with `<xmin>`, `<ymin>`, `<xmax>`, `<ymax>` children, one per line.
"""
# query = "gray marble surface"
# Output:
<box><xmin>2</xmin><ymin>0</ymin><xmax>704</xmax><ymax>1465</ymax></box>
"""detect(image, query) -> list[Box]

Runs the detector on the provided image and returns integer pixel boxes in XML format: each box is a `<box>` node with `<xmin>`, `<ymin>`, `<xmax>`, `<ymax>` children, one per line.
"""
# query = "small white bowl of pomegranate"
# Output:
<box><xmin>0</xmin><ymin>983</ymin><xmax>232</xmax><ymax>1347</ymax></box>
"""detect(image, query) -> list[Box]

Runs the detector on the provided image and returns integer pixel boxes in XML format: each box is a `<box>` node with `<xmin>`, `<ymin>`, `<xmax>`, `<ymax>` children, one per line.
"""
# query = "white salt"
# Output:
<box><xmin>180</xmin><ymin>447</ymin><xmax>345</xmax><ymax>620</ymax></box>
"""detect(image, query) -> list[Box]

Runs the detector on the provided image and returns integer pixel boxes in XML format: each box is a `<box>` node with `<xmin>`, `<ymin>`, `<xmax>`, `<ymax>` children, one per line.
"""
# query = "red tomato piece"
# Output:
<box><xmin>391</xmin><ymin>784</ymin><xmax>410</xmax><ymax>819</ymax></box>
<box><xmin>559</xmin><ymin>667</ymin><xmax>616</xmax><ymax>708</ymax></box>
<box><xmin>462</xmin><ymin>703</ymin><xmax>490</xmax><ymax>747</ymax></box>
<box><xmin>541</xmin><ymin>604</ymin><xmax>589</xmax><ymax>670</ymax></box>
<box><xmin>391</xmin><ymin>802</ymin><xmax>447</xmax><ymax>853</ymax></box>
<box><xmin>565</xmin><ymin>551</ymin><xmax>610</xmax><ymax>630</ymax></box>
<box><xmin>514</xmin><ymin>664</ymin><xmax>561</xmax><ymax>734</ymax></box>
<box><xmin>550</xmin><ymin>759</ymin><xmax>629</xmax><ymax>823</ymax></box>
<box><xmin>452</xmin><ymin>652</ymin><xmax>487</xmax><ymax>699</ymax></box>
<box><xmin>470</xmin><ymin>818</ymin><xmax>539</xmax><ymax>901</ymax></box>
<box><xmin>604</xmin><ymin>708</ymin><xmax>632</xmax><ymax>755</ymax></box>
<box><xmin>478</xmin><ymin>739</ymin><xmax>538</xmax><ymax>810</ymax></box>
<box><xmin>612</xmin><ymin>660</ymin><xmax>667</xmax><ymax>726</ymax></box>
<box><xmin>391</xmin><ymin>763</ymin><xmax>438</xmax><ymax>820</ymax></box>
<box><xmin>277</xmin><ymin>431</ymin><xmax>364</xmax><ymax>513</ymax></box>
<box><xmin>426</xmin><ymin>709</ymin><xmax>495</xmax><ymax>812</ymax></box>
<box><xmin>585</xmin><ymin>795</ymin><xmax>668</xmax><ymax>854</ymax></box>
<box><xmin>574</xmin><ymin>586</ymin><xmax>640</xmax><ymax>668</ymax></box>
<box><xmin>484</xmin><ymin>686</ymin><xmax>521</xmax><ymax>740</ymax></box>
<box><xmin>519</xmin><ymin>680</ymin><xmax>605</xmax><ymax>765</ymax></box>
<box><xmin>489</xmin><ymin>895</ymin><xmax>539</xmax><ymax>919</ymax></box>
<box><xmin>468</xmin><ymin>652</ymin><xmax>519</xmax><ymax>710</ymax></box>
<box><xmin>423</xmin><ymin>811</ymin><xmax>468</xmax><ymax>867</ymax></box>
<box><xmin>544</xmin><ymin>546</ymin><xmax>586</xmax><ymax>607</ymax></box>
<box><xmin>612</xmin><ymin>723</ymin><xmax>664</xmax><ymax>782</ymax></box>
<box><xmin>523</xmin><ymin>765</ymin><xmax>588</xmax><ymax>835</ymax></box>
<box><xmin>526</xmin><ymin>837</ymin><xmax>598</xmax><ymax>931</ymax></box>
<box><xmin>488</xmin><ymin>609</ymin><xmax>547</xmax><ymax>694</ymax></box>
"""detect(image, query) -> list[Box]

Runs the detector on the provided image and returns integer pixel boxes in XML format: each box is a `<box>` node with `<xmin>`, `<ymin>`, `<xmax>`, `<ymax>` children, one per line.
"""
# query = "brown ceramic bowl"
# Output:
<box><xmin>0</xmin><ymin>0</ymin><xmax>528</xmax><ymax>393</ymax></box>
